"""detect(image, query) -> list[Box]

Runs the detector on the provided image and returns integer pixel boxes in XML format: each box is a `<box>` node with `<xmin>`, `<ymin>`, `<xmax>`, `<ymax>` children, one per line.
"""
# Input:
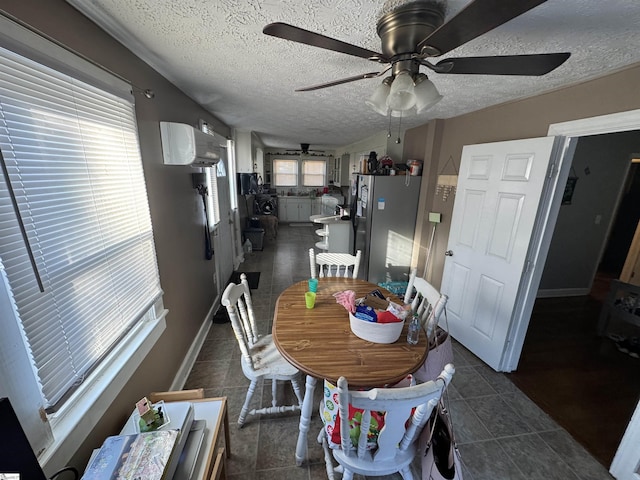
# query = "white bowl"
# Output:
<box><xmin>349</xmin><ymin>312</ymin><xmax>405</xmax><ymax>344</ymax></box>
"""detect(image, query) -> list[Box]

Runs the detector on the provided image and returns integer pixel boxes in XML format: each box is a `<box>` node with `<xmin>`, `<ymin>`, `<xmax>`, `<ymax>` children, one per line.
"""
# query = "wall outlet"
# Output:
<box><xmin>429</xmin><ymin>212</ymin><xmax>442</xmax><ymax>223</ymax></box>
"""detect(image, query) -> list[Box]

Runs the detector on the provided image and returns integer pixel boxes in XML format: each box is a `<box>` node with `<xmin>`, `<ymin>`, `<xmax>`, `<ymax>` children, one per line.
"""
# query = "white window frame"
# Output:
<box><xmin>0</xmin><ymin>15</ymin><xmax>166</xmax><ymax>475</ymax></box>
<box><xmin>302</xmin><ymin>159</ymin><xmax>326</xmax><ymax>187</ymax></box>
<box><xmin>273</xmin><ymin>158</ymin><xmax>298</xmax><ymax>187</ymax></box>
<box><xmin>201</xmin><ymin>121</ymin><xmax>224</xmax><ymax>226</ymax></box>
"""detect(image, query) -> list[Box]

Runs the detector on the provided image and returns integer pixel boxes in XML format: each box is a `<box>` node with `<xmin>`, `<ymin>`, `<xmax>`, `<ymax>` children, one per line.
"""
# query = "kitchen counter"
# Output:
<box><xmin>310</xmin><ymin>214</ymin><xmax>352</xmax><ymax>253</ymax></box>
<box><xmin>310</xmin><ymin>214</ymin><xmax>350</xmax><ymax>224</ymax></box>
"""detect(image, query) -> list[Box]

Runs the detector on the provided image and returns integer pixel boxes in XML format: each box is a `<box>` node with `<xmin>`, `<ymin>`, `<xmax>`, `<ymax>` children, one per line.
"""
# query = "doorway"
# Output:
<box><xmin>509</xmin><ymin>124</ymin><xmax>640</xmax><ymax>467</ymax></box>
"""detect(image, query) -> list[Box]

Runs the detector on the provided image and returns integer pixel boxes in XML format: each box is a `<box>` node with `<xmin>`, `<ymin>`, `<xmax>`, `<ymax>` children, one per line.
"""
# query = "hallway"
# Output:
<box><xmin>510</xmin><ymin>292</ymin><xmax>640</xmax><ymax>467</ymax></box>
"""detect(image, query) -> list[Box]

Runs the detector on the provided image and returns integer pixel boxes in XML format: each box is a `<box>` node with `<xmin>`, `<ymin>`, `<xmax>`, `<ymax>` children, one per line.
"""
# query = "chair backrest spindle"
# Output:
<box><xmin>222</xmin><ymin>273</ymin><xmax>259</xmax><ymax>371</ymax></box>
<box><xmin>334</xmin><ymin>365</ymin><xmax>455</xmax><ymax>465</ymax></box>
<box><xmin>309</xmin><ymin>248</ymin><xmax>362</xmax><ymax>279</ymax></box>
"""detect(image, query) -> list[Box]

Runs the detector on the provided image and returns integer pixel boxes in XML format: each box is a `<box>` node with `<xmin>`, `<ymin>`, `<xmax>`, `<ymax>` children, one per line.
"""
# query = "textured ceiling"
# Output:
<box><xmin>66</xmin><ymin>0</ymin><xmax>640</xmax><ymax>151</ymax></box>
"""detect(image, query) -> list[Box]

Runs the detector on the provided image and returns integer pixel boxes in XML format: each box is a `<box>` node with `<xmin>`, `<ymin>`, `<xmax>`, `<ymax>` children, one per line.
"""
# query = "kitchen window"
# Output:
<box><xmin>273</xmin><ymin>159</ymin><xmax>298</xmax><ymax>186</ymax></box>
<box><xmin>302</xmin><ymin>160</ymin><xmax>326</xmax><ymax>187</ymax></box>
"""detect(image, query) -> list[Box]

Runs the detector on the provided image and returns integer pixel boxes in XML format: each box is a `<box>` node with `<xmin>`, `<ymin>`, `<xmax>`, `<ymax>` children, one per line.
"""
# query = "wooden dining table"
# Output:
<box><xmin>272</xmin><ymin>277</ymin><xmax>429</xmax><ymax>466</ymax></box>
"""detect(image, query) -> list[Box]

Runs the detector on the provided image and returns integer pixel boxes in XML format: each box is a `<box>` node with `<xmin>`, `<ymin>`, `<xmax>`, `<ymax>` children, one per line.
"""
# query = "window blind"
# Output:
<box><xmin>302</xmin><ymin>160</ymin><xmax>326</xmax><ymax>187</ymax></box>
<box><xmin>0</xmin><ymin>46</ymin><xmax>162</xmax><ymax>408</ymax></box>
<box><xmin>274</xmin><ymin>159</ymin><xmax>298</xmax><ymax>186</ymax></box>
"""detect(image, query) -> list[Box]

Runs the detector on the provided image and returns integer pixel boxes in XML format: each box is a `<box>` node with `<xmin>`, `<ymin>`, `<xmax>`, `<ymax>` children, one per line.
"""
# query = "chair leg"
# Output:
<box><xmin>238</xmin><ymin>379</ymin><xmax>258</xmax><ymax>427</ymax></box>
<box><xmin>291</xmin><ymin>376</ymin><xmax>304</xmax><ymax>406</ymax></box>
<box><xmin>318</xmin><ymin>427</ymin><xmax>338</xmax><ymax>480</ymax></box>
<box><xmin>399</xmin><ymin>465</ymin><xmax>414</xmax><ymax>480</ymax></box>
<box><xmin>271</xmin><ymin>379</ymin><xmax>278</xmax><ymax>408</ymax></box>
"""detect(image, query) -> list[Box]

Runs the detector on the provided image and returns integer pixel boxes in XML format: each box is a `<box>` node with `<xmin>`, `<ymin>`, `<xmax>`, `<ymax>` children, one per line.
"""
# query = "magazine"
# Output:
<box><xmin>81</xmin><ymin>429</ymin><xmax>179</xmax><ymax>480</ymax></box>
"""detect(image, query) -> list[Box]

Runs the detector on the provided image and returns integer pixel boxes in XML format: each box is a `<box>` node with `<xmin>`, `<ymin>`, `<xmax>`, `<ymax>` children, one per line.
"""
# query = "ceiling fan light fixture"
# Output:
<box><xmin>386</xmin><ymin>71</ymin><xmax>416</xmax><ymax>111</ymax></box>
<box><xmin>414</xmin><ymin>73</ymin><xmax>442</xmax><ymax>114</ymax></box>
<box><xmin>391</xmin><ymin>107</ymin><xmax>416</xmax><ymax>117</ymax></box>
<box><xmin>365</xmin><ymin>77</ymin><xmax>392</xmax><ymax>115</ymax></box>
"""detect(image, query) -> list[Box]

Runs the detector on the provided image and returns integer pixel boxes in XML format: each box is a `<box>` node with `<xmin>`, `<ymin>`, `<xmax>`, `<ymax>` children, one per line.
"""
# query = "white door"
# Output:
<box><xmin>610</xmin><ymin>399</ymin><xmax>640</xmax><ymax>479</ymax></box>
<box><xmin>441</xmin><ymin>137</ymin><xmax>559</xmax><ymax>370</ymax></box>
<box><xmin>212</xmin><ymin>159</ymin><xmax>234</xmax><ymax>295</ymax></box>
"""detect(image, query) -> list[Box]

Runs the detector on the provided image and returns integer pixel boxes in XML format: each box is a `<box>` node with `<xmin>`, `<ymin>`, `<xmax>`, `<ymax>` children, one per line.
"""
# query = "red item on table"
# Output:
<box><xmin>376</xmin><ymin>311</ymin><xmax>402</xmax><ymax>323</ymax></box>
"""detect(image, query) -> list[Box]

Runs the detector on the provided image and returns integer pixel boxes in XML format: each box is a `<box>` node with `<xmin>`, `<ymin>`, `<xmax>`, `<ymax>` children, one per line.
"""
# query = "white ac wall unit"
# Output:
<box><xmin>160</xmin><ymin>121</ymin><xmax>226</xmax><ymax>167</ymax></box>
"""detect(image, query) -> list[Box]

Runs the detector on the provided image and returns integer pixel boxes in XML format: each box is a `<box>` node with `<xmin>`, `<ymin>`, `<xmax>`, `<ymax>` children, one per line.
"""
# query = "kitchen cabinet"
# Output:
<box><xmin>330</xmin><ymin>153</ymin><xmax>352</xmax><ymax>187</ymax></box>
<box><xmin>340</xmin><ymin>153</ymin><xmax>352</xmax><ymax>186</ymax></box>
<box><xmin>278</xmin><ymin>198</ymin><xmax>291</xmax><ymax>220</ymax></box>
<box><xmin>279</xmin><ymin>197</ymin><xmax>320</xmax><ymax>222</ymax></box>
<box><xmin>311</xmin><ymin>197</ymin><xmax>322</xmax><ymax>215</ymax></box>
<box><xmin>264</xmin><ymin>154</ymin><xmax>272</xmax><ymax>185</ymax></box>
<box><xmin>297</xmin><ymin>199</ymin><xmax>312</xmax><ymax>221</ymax></box>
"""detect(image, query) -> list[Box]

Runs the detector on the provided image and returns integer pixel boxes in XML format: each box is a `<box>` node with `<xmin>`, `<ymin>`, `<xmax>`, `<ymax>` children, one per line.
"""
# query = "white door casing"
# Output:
<box><xmin>610</xmin><ymin>399</ymin><xmax>640</xmax><ymax>480</ymax></box>
<box><xmin>440</xmin><ymin>137</ymin><xmax>559</xmax><ymax>371</ymax></box>
<box><xmin>213</xmin><ymin>160</ymin><xmax>234</xmax><ymax>299</ymax></box>
<box><xmin>547</xmin><ymin>109</ymin><xmax>640</xmax><ymax>479</ymax></box>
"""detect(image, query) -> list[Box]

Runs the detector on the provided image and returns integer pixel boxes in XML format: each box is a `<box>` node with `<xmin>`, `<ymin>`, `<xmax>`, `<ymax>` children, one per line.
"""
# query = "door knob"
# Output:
<box><xmin>445</xmin><ymin>250</ymin><xmax>454</xmax><ymax>256</ymax></box>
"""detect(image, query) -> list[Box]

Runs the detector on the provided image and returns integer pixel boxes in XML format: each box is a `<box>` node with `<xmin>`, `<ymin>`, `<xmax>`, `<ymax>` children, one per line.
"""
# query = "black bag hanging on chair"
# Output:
<box><xmin>422</xmin><ymin>401</ymin><xmax>464</xmax><ymax>480</ymax></box>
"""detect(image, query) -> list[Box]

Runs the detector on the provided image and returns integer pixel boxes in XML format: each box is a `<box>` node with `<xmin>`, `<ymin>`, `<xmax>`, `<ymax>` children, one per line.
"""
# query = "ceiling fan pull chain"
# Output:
<box><xmin>396</xmin><ymin>111</ymin><xmax>402</xmax><ymax>144</ymax></box>
<box><xmin>387</xmin><ymin>110</ymin><xmax>392</xmax><ymax>138</ymax></box>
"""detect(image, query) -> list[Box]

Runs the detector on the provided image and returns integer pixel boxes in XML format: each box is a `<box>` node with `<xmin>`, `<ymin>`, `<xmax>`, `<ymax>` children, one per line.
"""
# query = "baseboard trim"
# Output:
<box><xmin>537</xmin><ymin>287</ymin><xmax>590</xmax><ymax>298</ymax></box>
<box><xmin>170</xmin><ymin>299</ymin><xmax>219</xmax><ymax>391</ymax></box>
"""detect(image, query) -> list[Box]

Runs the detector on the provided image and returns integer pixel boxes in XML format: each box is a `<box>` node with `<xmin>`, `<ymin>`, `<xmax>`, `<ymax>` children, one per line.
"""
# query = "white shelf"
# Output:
<box><xmin>315</xmin><ymin>240</ymin><xmax>329</xmax><ymax>250</ymax></box>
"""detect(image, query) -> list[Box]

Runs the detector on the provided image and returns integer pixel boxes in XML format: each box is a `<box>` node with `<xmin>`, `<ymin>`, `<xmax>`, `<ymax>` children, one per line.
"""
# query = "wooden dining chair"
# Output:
<box><xmin>221</xmin><ymin>273</ymin><xmax>304</xmax><ymax>426</ymax></box>
<box><xmin>309</xmin><ymin>248</ymin><xmax>362</xmax><ymax>279</ymax></box>
<box><xmin>404</xmin><ymin>269</ymin><xmax>453</xmax><ymax>384</ymax></box>
<box><xmin>404</xmin><ymin>268</ymin><xmax>449</xmax><ymax>337</ymax></box>
<box><xmin>318</xmin><ymin>364</ymin><xmax>455</xmax><ymax>480</ymax></box>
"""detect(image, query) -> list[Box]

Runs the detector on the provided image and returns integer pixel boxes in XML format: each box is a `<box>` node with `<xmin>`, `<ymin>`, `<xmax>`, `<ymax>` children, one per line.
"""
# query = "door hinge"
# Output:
<box><xmin>524</xmin><ymin>259</ymin><xmax>533</xmax><ymax>274</ymax></box>
<box><xmin>547</xmin><ymin>160</ymin><xmax>558</xmax><ymax>179</ymax></box>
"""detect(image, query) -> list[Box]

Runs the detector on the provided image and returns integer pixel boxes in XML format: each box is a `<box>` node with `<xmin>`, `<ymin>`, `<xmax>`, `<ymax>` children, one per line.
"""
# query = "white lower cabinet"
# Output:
<box><xmin>279</xmin><ymin>197</ymin><xmax>320</xmax><ymax>222</ymax></box>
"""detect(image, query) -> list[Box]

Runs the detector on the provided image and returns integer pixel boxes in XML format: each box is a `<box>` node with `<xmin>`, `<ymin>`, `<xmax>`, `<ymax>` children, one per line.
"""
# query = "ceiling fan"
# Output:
<box><xmin>263</xmin><ymin>0</ymin><xmax>570</xmax><ymax>115</ymax></box>
<box><xmin>284</xmin><ymin>143</ymin><xmax>327</xmax><ymax>155</ymax></box>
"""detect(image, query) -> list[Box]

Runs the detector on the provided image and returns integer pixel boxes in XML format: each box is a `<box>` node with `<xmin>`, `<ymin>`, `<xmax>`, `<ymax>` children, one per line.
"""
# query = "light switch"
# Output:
<box><xmin>429</xmin><ymin>212</ymin><xmax>442</xmax><ymax>223</ymax></box>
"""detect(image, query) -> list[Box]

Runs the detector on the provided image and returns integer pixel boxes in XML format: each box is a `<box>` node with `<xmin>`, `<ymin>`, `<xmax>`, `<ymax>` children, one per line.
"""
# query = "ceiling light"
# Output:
<box><xmin>386</xmin><ymin>71</ymin><xmax>416</xmax><ymax>111</ymax></box>
<box><xmin>391</xmin><ymin>108</ymin><xmax>416</xmax><ymax>117</ymax></box>
<box><xmin>366</xmin><ymin>71</ymin><xmax>442</xmax><ymax>116</ymax></box>
<box><xmin>365</xmin><ymin>77</ymin><xmax>392</xmax><ymax>115</ymax></box>
<box><xmin>414</xmin><ymin>74</ymin><xmax>442</xmax><ymax>114</ymax></box>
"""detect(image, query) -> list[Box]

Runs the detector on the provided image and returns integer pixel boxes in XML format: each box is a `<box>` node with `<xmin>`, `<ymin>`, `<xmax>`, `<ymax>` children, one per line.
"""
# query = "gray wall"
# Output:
<box><xmin>539</xmin><ymin>131</ymin><xmax>640</xmax><ymax>293</ymax></box>
<box><xmin>403</xmin><ymin>63</ymin><xmax>640</xmax><ymax>290</ymax></box>
<box><xmin>2</xmin><ymin>0</ymin><xmax>230</xmax><ymax>470</ymax></box>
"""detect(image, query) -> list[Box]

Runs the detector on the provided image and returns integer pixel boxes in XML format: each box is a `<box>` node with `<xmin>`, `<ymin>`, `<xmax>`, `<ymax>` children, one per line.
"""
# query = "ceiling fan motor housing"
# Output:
<box><xmin>377</xmin><ymin>1</ymin><xmax>446</xmax><ymax>61</ymax></box>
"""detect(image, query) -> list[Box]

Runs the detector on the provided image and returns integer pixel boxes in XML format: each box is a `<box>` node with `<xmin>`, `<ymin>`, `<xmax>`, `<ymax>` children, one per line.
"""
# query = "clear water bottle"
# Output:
<box><xmin>407</xmin><ymin>313</ymin><xmax>420</xmax><ymax>345</ymax></box>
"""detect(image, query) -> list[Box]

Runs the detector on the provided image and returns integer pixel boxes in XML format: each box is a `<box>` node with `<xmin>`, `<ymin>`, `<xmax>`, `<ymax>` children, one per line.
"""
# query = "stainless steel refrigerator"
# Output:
<box><xmin>350</xmin><ymin>174</ymin><xmax>422</xmax><ymax>284</ymax></box>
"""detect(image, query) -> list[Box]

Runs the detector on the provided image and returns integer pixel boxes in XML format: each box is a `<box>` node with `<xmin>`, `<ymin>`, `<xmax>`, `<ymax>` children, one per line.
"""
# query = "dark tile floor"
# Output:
<box><xmin>185</xmin><ymin>223</ymin><xmax>613</xmax><ymax>480</ymax></box>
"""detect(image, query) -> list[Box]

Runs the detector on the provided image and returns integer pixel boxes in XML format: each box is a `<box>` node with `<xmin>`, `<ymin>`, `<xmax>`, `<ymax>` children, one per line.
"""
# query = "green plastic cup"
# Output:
<box><xmin>308</xmin><ymin>278</ymin><xmax>318</xmax><ymax>293</ymax></box>
<box><xmin>305</xmin><ymin>291</ymin><xmax>316</xmax><ymax>309</ymax></box>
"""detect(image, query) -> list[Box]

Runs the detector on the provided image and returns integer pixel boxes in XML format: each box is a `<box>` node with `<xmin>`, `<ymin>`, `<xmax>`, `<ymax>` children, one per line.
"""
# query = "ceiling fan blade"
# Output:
<box><xmin>264</xmin><ymin>22</ymin><xmax>387</xmax><ymax>61</ymax></box>
<box><xmin>295</xmin><ymin>72</ymin><xmax>382</xmax><ymax>92</ymax></box>
<box><xmin>418</xmin><ymin>0</ymin><xmax>548</xmax><ymax>56</ymax></box>
<box><xmin>434</xmin><ymin>53</ymin><xmax>570</xmax><ymax>76</ymax></box>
